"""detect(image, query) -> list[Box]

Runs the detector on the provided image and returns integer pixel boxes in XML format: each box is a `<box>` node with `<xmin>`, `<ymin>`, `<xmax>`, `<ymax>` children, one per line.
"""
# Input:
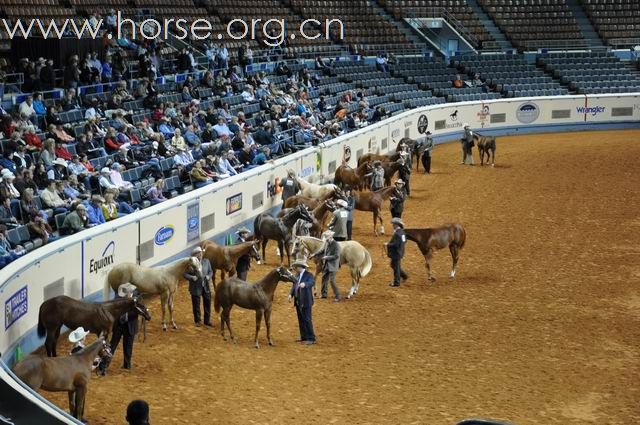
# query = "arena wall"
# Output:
<box><xmin>0</xmin><ymin>93</ymin><xmax>638</xmax><ymax>424</ymax></box>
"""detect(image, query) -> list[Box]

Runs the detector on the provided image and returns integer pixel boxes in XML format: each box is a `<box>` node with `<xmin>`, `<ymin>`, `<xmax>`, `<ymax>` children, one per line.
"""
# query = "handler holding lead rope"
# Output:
<box><xmin>385</xmin><ymin>218</ymin><xmax>408</xmax><ymax>287</ymax></box>
<box><xmin>461</xmin><ymin>123</ymin><xmax>475</xmax><ymax>165</ymax></box>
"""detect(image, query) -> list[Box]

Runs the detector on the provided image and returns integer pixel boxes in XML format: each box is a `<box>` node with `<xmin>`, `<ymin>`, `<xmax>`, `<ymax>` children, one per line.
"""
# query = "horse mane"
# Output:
<box><xmin>375</xmin><ymin>186</ymin><xmax>397</xmax><ymax>199</ymax></box>
<box><xmin>73</xmin><ymin>338</ymin><xmax>104</xmax><ymax>356</ymax></box>
<box><xmin>226</xmin><ymin>240</ymin><xmax>255</xmax><ymax>256</ymax></box>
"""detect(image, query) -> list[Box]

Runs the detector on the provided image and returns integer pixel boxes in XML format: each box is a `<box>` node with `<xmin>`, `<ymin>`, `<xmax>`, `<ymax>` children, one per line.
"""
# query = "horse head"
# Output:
<box><xmin>275</xmin><ymin>266</ymin><xmax>297</xmax><ymax>284</ymax></box>
<box><xmin>297</xmin><ymin>204</ymin><xmax>314</xmax><ymax>223</ymax></box>
<box><xmin>249</xmin><ymin>240</ymin><xmax>261</xmax><ymax>262</ymax></box>
<box><xmin>95</xmin><ymin>337</ymin><xmax>113</xmax><ymax>376</ymax></box>
<box><xmin>133</xmin><ymin>296</ymin><xmax>152</xmax><ymax>321</ymax></box>
<box><xmin>188</xmin><ymin>256</ymin><xmax>203</xmax><ymax>279</ymax></box>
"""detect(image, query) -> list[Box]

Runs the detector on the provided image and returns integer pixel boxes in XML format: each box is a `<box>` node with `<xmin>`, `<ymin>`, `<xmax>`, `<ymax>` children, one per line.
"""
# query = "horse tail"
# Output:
<box><xmin>457</xmin><ymin>224</ymin><xmax>466</xmax><ymax>250</ymax></box>
<box><xmin>37</xmin><ymin>303</ymin><xmax>47</xmax><ymax>338</ymax></box>
<box><xmin>253</xmin><ymin>215</ymin><xmax>263</xmax><ymax>240</ymax></box>
<box><xmin>360</xmin><ymin>248</ymin><xmax>372</xmax><ymax>278</ymax></box>
<box><xmin>213</xmin><ymin>282</ymin><xmax>223</xmax><ymax>313</ymax></box>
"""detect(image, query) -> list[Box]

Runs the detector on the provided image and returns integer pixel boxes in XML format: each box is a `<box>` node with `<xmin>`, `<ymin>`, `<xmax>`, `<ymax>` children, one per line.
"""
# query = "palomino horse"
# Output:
<box><xmin>214</xmin><ymin>266</ymin><xmax>297</xmax><ymax>348</ymax></box>
<box><xmin>106</xmin><ymin>256</ymin><xmax>201</xmax><ymax>331</ymax></box>
<box><xmin>254</xmin><ymin>204</ymin><xmax>313</xmax><ymax>265</ymax></box>
<box><xmin>292</xmin><ymin>236</ymin><xmax>373</xmax><ymax>299</ymax></box>
<box><xmin>200</xmin><ymin>239</ymin><xmax>261</xmax><ymax>290</ymax></box>
<box><xmin>334</xmin><ymin>161</ymin><xmax>372</xmax><ymax>191</ymax></box>
<box><xmin>289</xmin><ymin>170</ymin><xmax>339</xmax><ymax>199</ymax></box>
<box><xmin>283</xmin><ymin>187</ymin><xmax>344</xmax><ymax>210</ymax></box>
<box><xmin>279</xmin><ymin>199</ymin><xmax>336</xmax><ymax>238</ymax></box>
<box><xmin>353</xmin><ymin>186</ymin><xmax>397</xmax><ymax>236</ymax></box>
<box><xmin>12</xmin><ymin>337</ymin><xmax>112</xmax><ymax>421</ymax></box>
<box><xmin>357</xmin><ymin>151</ymin><xmax>402</xmax><ymax>168</ymax></box>
<box><xmin>474</xmin><ymin>133</ymin><xmax>496</xmax><ymax>166</ymax></box>
<box><xmin>404</xmin><ymin>224</ymin><xmax>467</xmax><ymax>282</ymax></box>
<box><xmin>37</xmin><ymin>295</ymin><xmax>151</xmax><ymax>357</ymax></box>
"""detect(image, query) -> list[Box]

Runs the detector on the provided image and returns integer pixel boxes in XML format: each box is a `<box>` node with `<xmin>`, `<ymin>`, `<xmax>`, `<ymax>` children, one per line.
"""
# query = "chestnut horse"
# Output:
<box><xmin>12</xmin><ymin>337</ymin><xmax>112</xmax><ymax>421</ymax></box>
<box><xmin>474</xmin><ymin>133</ymin><xmax>496</xmax><ymax>166</ymax></box>
<box><xmin>353</xmin><ymin>186</ymin><xmax>397</xmax><ymax>236</ymax></box>
<box><xmin>214</xmin><ymin>266</ymin><xmax>297</xmax><ymax>348</ymax></box>
<box><xmin>37</xmin><ymin>295</ymin><xmax>150</xmax><ymax>357</ymax></box>
<box><xmin>334</xmin><ymin>161</ymin><xmax>372</xmax><ymax>191</ymax></box>
<box><xmin>357</xmin><ymin>151</ymin><xmax>402</xmax><ymax>168</ymax></box>
<box><xmin>200</xmin><ymin>239</ymin><xmax>261</xmax><ymax>290</ymax></box>
<box><xmin>283</xmin><ymin>187</ymin><xmax>344</xmax><ymax>210</ymax></box>
<box><xmin>404</xmin><ymin>224</ymin><xmax>466</xmax><ymax>282</ymax></box>
<box><xmin>107</xmin><ymin>256</ymin><xmax>201</xmax><ymax>331</ymax></box>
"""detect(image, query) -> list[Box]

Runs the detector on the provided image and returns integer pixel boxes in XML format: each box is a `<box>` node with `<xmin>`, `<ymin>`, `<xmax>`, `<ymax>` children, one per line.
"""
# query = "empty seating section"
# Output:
<box><xmin>453</xmin><ymin>53</ymin><xmax>569</xmax><ymax>97</ymax></box>
<box><xmin>537</xmin><ymin>51</ymin><xmax>640</xmax><ymax>94</ymax></box>
<box><xmin>478</xmin><ymin>0</ymin><xmax>584</xmax><ymax>50</ymax></box>
<box><xmin>285</xmin><ymin>0</ymin><xmax>412</xmax><ymax>48</ymax></box>
<box><xmin>580</xmin><ymin>0</ymin><xmax>640</xmax><ymax>45</ymax></box>
<box><xmin>378</xmin><ymin>0</ymin><xmax>494</xmax><ymax>47</ymax></box>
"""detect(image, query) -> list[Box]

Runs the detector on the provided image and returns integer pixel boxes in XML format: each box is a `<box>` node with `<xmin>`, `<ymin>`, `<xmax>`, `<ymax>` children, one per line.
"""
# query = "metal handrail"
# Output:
<box><xmin>608</xmin><ymin>38</ymin><xmax>640</xmax><ymax>49</ymax></box>
<box><xmin>406</xmin><ymin>8</ymin><xmax>479</xmax><ymax>48</ymax></box>
<box><xmin>520</xmin><ymin>39</ymin><xmax>593</xmax><ymax>51</ymax></box>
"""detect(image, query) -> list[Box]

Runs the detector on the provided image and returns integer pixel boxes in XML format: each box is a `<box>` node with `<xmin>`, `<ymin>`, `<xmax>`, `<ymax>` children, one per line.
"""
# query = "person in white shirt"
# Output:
<box><xmin>18</xmin><ymin>95</ymin><xmax>36</xmax><ymax>120</ymax></box>
<box><xmin>217</xmin><ymin>154</ymin><xmax>238</xmax><ymax>176</ymax></box>
<box><xmin>173</xmin><ymin>147</ymin><xmax>195</xmax><ymax>167</ymax></box>
<box><xmin>213</xmin><ymin>116</ymin><xmax>231</xmax><ymax>138</ymax></box>
<box><xmin>99</xmin><ymin>167</ymin><xmax>118</xmax><ymax>191</ymax></box>
<box><xmin>241</xmin><ymin>86</ymin><xmax>256</xmax><ymax>102</ymax></box>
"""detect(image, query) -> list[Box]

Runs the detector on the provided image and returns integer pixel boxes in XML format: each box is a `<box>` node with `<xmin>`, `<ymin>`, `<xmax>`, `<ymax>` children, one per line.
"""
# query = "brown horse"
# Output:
<box><xmin>254</xmin><ymin>205</ymin><xmax>314</xmax><ymax>265</ymax></box>
<box><xmin>12</xmin><ymin>337</ymin><xmax>112</xmax><ymax>421</ymax></box>
<box><xmin>474</xmin><ymin>133</ymin><xmax>496</xmax><ymax>166</ymax></box>
<box><xmin>214</xmin><ymin>266</ymin><xmax>297</xmax><ymax>348</ymax></box>
<box><xmin>404</xmin><ymin>224</ymin><xmax>467</xmax><ymax>282</ymax></box>
<box><xmin>107</xmin><ymin>256</ymin><xmax>201</xmax><ymax>331</ymax></box>
<box><xmin>353</xmin><ymin>186</ymin><xmax>397</xmax><ymax>236</ymax></box>
<box><xmin>334</xmin><ymin>161</ymin><xmax>372</xmax><ymax>191</ymax></box>
<box><xmin>279</xmin><ymin>199</ymin><xmax>336</xmax><ymax>237</ymax></box>
<box><xmin>382</xmin><ymin>160</ymin><xmax>404</xmax><ymax>186</ymax></box>
<box><xmin>201</xmin><ymin>239</ymin><xmax>261</xmax><ymax>290</ymax></box>
<box><xmin>283</xmin><ymin>187</ymin><xmax>344</xmax><ymax>210</ymax></box>
<box><xmin>357</xmin><ymin>151</ymin><xmax>402</xmax><ymax>168</ymax></box>
<box><xmin>37</xmin><ymin>295</ymin><xmax>151</xmax><ymax>357</ymax></box>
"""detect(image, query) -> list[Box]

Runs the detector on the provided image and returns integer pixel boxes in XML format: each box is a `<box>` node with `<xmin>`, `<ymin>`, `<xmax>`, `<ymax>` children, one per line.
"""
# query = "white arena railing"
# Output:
<box><xmin>0</xmin><ymin>93</ymin><xmax>638</xmax><ymax>424</ymax></box>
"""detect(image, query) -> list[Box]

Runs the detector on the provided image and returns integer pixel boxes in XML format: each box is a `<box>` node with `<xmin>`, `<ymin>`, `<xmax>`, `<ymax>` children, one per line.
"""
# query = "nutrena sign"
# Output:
<box><xmin>154</xmin><ymin>225</ymin><xmax>175</xmax><ymax>246</ymax></box>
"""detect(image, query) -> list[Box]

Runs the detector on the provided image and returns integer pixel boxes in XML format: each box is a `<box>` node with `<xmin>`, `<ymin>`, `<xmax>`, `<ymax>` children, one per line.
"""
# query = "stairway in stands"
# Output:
<box><xmin>465</xmin><ymin>0</ymin><xmax>512</xmax><ymax>50</ymax></box>
<box><xmin>368</xmin><ymin>0</ymin><xmax>427</xmax><ymax>49</ymax></box>
<box><xmin>565</xmin><ymin>0</ymin><xmax>605</xmax><ymax>48</ymax></box>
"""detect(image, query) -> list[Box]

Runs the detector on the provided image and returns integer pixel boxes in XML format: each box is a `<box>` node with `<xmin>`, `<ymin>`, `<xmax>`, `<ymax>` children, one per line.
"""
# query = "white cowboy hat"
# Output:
<box><xmin>118</xmin><ymin>282</ymin><xmax>137</xmax><ymax>297</ymax></box>
<box><xmin>395</xmin><ymin>179</ymin><xmax>405</xmax><ymax>185</ymax></box>
<box><xmin>1</xmin><ymin>169</ymin><xmax>15</xmax><ymax>179</ymax></box>
<box><xmin>390</xmin><ymin>217</ymin><xmax>405</xmax><ymax>228</ymax></box>
<box><xmin>53</xmin><ymin>158</ymin><xmax>68</xmax><ymax>167</ymax></box>
<box><xmin>291</xmin><ymin>259</ymin><xmax>308</xmax><ymax>268</ymax></box>
<box><xmin>68</xmin><ymin>327</ymin><xmax>90</xmax><ymax>343</ymax></box>
<box><xmin>235</xmin><ymin>227</ymin><xmax>251</xmax><ymax>234</ymax></box>
<box><xmin>336</xmin><ymin>199</ymin><xmax>348</xmax><ymax>208</ymax></box>
<box><xmin>463</xmin><ymin>123</ymin><xmax>470</xmax><ymax>128</ymax></box>
<box><xmin>100</xmin><ymin>167</ymin><xmax>111</xmax><ymax>174</ymax></box>
<box><xmin>322</xmin><ymin>230</ymin><xmax>335</xmax><ymax>239</ymax></box>
<box><xmin>191</xmin><ymin>246</ymin><xmax>203</xmax><ymax>255</ymax></box>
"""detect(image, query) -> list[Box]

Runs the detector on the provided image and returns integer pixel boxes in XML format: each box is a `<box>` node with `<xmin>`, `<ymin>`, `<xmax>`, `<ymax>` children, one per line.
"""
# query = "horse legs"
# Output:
<box><xmin>45</xmin><ymin>326</ymin><xmax>58</xmax><ymax>357</ymax></box>
<box><xmin>160</xmin><ymin>292</ymin><xmax>168</xmax><ymax>331</ymax></box>
<box><xmin>222</xmin><ymin>307</ymin><xmax>236</xmax><ymax>343</ymax></box>
<box><xmin>265</xmin><ymin>309</ymin><xmax>274</xmax><ymax>346</ymax></box>
<box><xmin>347</xmin><ymin>267</ymin><xmax>357</xmax><ymax>299</ymax></box>
<box><xmin>168</xmin><ymin>291</ymin><xmax>178</xmax><ymax>330</ymax></box>
<box><xmin>491</xmin><ymin>148</ymin><xmax>496</xmax><ymax>167</ymax></box>
<box><xmin>254</xmin><ymin>309</ymin><xmax>263</xmax><ymax>349</ymax></box>
<box><xmin>261</xmin><ymin>238</ymin><xmax>268</xmax><ymax>264</ymax></box>
<box><xmin>449</xmin><ymin>243</ymin><xmax>460</xmax><ymax>278</ymax></box>
<box><xmin>68</xmin><ymin>391</ymin><xmax>76</xmax><ymax>418</ymax></box>
<box><xmin>277</xmin><ymin>240</ymin><xmax>285</xmax><ymax>266</ymax></box>
<box><xmin>219</xmin><ymin>307</ymin><xmax>227</xmax><ymax>340</ymax></box>
<box><xmin>52</xmin><ymin>326</ymin><xmax>62</xmax><ymax>357</ymax></box>
<box><xmin>376</xmin><ymin>209</ymin><xmax>384</xmax><ymax>236</ymax></box>
<box><xmin>425</xmin><ymin>249</ymin><xmax>436</xmax><ymax>282</ymax></box>
<box><xmin>74</xmin><ymin>383</ymin><xmax>88</xmax><ymax>421</ymax></box>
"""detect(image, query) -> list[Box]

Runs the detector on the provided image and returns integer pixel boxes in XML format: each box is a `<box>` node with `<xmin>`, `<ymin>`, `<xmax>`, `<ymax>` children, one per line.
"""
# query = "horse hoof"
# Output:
<box><xmin>268</xmin><ymin>341</ymin><xmax>275</xmax><ymax>347</ymax></box>
<box><xmin>255</xmin><ymin>344</ymin><xmax>260</xmax><ymax>349</ymax></box>
<box><xmin>172</xmin><ymin>324</ymin><xmax>178</xmax><ymax>330</ymax></box>
<box><xmin>162</xmin><ymin>326</ymin><xmax>167</xmax><ymax>332</ymax></box>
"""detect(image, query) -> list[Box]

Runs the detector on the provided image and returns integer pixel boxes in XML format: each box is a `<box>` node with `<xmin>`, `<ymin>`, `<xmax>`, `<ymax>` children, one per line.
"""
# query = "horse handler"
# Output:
<box><xmin>110</xmin><ymin>283</ymin><xmax>139</xmax><ymax>370</ymax></box>
<box><xmin>385</xmin><ymin>218</ymin><xmax>408</xmax><ymax>287</ymax></box>
<box><xmin>68</xmin><ymin>327</ymin><xmax>90</xmax><ymax>354</ymax></box>
<box><xmin>461</xmin><ymin>123</ymin><xmax>475</xmax><ymax>165</ymax></box>
<box><xmin>235</xmin><ymin>226</ymin><xmax>253</xmax><ymax>280</ymax></box>
<box><xmin>185</xmin><ymin>247</ymin><xmax>214</xmax><ymax>327</ymax></box>
<box><xmin>288</xmin><ymin>259</ymin><xmax>316</xmax><ymax>345</ymax></box>
<box><xmin>311</xmin><ymin>230</ymin><xmax>342</xmax><ymax>302</ymax></box>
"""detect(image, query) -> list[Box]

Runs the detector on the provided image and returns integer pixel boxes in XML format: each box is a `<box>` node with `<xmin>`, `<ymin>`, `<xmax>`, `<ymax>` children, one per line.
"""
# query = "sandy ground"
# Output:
<box><xmin>42</xmin><ymin>130</ymin><xmax>640</xmax><ymax>425</ymax></box>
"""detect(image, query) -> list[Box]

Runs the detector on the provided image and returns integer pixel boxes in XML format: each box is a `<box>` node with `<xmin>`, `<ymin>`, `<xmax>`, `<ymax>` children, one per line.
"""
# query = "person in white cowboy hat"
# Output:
<box><xmin>184</xmin><ymin>246</ymin><xmax>213</xmax><ymax>327</ymax></box>
<box><xmin>47</xmin><ymin>157</ymin><xmax>69</xmax><ymax>181</ymax></box>
<box><xmin>365</xmin><ymin>160</ymin><xmax>385</xmax><ymax>192</ymax></box>
<box><xmin>397</xmin><ymin>156</ymin><xmax>412</xmax><ymax>197</ymax></box>
<box><xmin>310</xmin><ymin>230</ymin><xmax>342</xmax><ymax>301</ymax></box>
<box><xmin>461</xmin><ymin>123</ymin><xmax>475</xmax><ymax>165</ymax></box>
<box><xmin>278</xmin><ymin>169</ymin><xmax>300</xmax><ymax>210</ymax></box>
<box><xmin>108</xmin><ymin>282</ymin><xmax>140</xmax><ymax>370</ymax></box>
<box><xmin>389</xmin><ymin>179</ymin><xmax>407</xmax><ymax>219</ymax></box>
<box><xmin>235</xmin><ymin>226</ymin><xmax>254</xmax><ymax>279</ymax></box>
<box><xmin>288</xmin><ymin>258</ymin><xmax>316</xmax><ymax>345</ymax></box>
<box><xmin>385</xmin><ymin>217</ymin><xmax>408</xmax><ymax>287</ymax></box>
<box><xmin>68</xmin><ymin>326</ymin><xmax>91</xmax><ymax>354</ymax></box>
<box><xmin>329</xmin><ymin>198</ymin><xmax>349</xmax><ymax>241</ymax></box>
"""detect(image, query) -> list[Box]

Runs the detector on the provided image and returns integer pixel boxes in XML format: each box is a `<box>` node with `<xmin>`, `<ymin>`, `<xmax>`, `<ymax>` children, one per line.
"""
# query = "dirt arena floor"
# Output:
<box><xmin>44</xmin><ymin>129</ymin><xmax>640</xmax><ymax>425</ymax></box>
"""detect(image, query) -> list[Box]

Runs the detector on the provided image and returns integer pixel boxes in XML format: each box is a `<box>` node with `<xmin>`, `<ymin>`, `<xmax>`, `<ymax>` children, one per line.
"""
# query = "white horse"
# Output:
<box><xmin>106</xmin><ymin>256</ymin><xmax>201</xmax><ymax>331</ymax></box>
<box><xmin>292</xmin><ymin>236</ymin><xmax>372</xmax><ymax>299</ymax></box>
<box><xmin>291</xmin><ymin>170</ymin><xmax>339</xmax><ymax>199</ymax></box>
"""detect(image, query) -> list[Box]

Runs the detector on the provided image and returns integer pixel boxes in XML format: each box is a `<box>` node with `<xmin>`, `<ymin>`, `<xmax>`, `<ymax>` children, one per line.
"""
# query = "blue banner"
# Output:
<box><xmin>187</xmin><ymin>202</ymin><xmax>200</xmax><ymax>242</ymax></box>
<box><xmin>5</xmin><ymin>286</ymin><xmax>28</xmax><ymax>330</ymax></box>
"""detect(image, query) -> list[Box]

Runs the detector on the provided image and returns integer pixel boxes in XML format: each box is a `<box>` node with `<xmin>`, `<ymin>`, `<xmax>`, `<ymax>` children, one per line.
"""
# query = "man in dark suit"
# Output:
<box><xmin>288</xmin><ymin>259</ymin><xmax>316</xmax><ymax>345</ymax></box>
<box><xmin>184</xmin><ymin>247</ymin><xmax>214</xmax><ymax>327</ymax></box>
<box><xmin>278</xmin><ymin>170</ymin><xmax>300</xmax><ymax>207</ymax></box>
<box><xmin>109</xmin><ymin>283</ymin><xmax>139</xmax><ymax>370</ymax></box>
<box><xmin>385</xmin><ymin>217</ymin><xmax>408</xmax><ymax>287</ymax></box>
<box><xmin>235</xmin><ymin>226</ymin><xmax>252</xmax><ymax>280</ymax></box>
<box><xmin>311</xmin><ymin>230</ymin><xmax>342</xmax><ymax>302</ymax></box>
<box><xmin>421</xmin><ymin>132</ymin><xmax>433</xmax><ymax>174</ymax></box>
<box><xmin>389</xmin><ymin>179</ymin><xmax>407</xmax><ymax>219</ymax></box>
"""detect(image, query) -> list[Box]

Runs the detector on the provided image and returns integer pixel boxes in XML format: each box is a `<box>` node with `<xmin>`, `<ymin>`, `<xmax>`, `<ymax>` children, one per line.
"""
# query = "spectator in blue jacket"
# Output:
<box><xmin>86</xmin><ymin>195</ymin><xmax>106</xmax><ymax>226</ymax></box>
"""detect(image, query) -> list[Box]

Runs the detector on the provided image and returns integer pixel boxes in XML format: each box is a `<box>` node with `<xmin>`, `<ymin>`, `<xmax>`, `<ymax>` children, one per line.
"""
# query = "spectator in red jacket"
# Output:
<box><xmin>54</xmin><ymin>140</ymin><xmax>73</xmax><ymax>161</ymax></box>
<box><xmin>104</xmin><ymin>127</ymin><xmax>124</xmax><ymax>152</ymax></box>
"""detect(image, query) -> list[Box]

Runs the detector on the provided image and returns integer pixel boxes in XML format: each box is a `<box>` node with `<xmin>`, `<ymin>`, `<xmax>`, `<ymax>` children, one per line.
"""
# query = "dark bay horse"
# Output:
<box><xmin>214</xmin><ymin>266</ymin><xmax>297</xmax><ymax>348</ymax></box>
<box><xmin>353</xmin><ymin>186</ymin><xmax>397</xmax><ymax>236</ymax></box>
<box><xmin>201</xmin><ymin>239</ymin><xmax>261</xmax><ymax>290</ymax></box>
<box><xmin>474</xmin><ymin>133</ymin><xmax>496</xmax><ymax>166</ymax></box>
<box><xmin>279</xmin><ymin>199</ymin><xmax>336</xmax><ymax>238</ymax></box>
<box><xmin>404</xmin><ymin>224</ymin><xmax>467</xmax><ymax>282</ymax></box>
<box><xmin>382</xmin><ymin>160</ymin><xmax>405</xmax><ymax>186</ymax></box>
<box><xmin>334</xmin><ymin>161</ymin><xmax>372</xmax><ymax>191</ymax></box>
<box><xmin>37</xmin><ymin>295</ymin><xmax>150</xmax><ymax>357</ymax></box>
<box><xmin>254</xmin><ymin>204</ymin><xmax>313</xmax><ymax>265</ymax></box>
<box><xmin>12</xmin><ymin>337</ymin><xmax>112</xmax><ymax>421</ymax></box>
<box><xmin>283</xmin><ymin>187</ymin><xmax>344</xmax><ymax>210</ymax></box>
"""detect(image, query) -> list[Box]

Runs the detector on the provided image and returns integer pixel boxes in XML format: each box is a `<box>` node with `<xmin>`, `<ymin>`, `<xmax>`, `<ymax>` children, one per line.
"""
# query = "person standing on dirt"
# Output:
<box><xmin>397</xmin><ymin>157</ymin><xmax>412</xmax><ymax>197</ymax></box>
<box><xmin>329</xmin><ymin>199</ymin><xmax>349</xmax><ymax>242</ymax></box>
<box><xmin>311</xmin><ymin>230</ymin><xmax>342</xmax><ymax>302</ymax></box>
<box><xmin>343</xmin><ymin>185</ymin><xmax>355</xmax><ymax>240</ymax></box>
<box><xmin>184</xmin><ymin>246</ymin><xmax>213</xmax><ymax>328</ymax></box>
<box><xmin>422</xmin><ymin>131</ymin><xmax>433</xmax><ymax>174</ymax></box>
<box><xmin>235</xmin><ymin>227</ymin><xmax>253</xmax><ymax>280</ymax></box>
<box><xmin>109</xmin><ymin>283</ymin><xmax>140</xmax><ymax>370</ymax></box>
<box><xmin>279</xmin><ymin>170</ymin><xmax>300</xmax><ymax>208</ymax></box>
<box><xmin>288</xmin><ymin>259</ymin><xmax>316</xmax><ymax>345</ymax></box>
<box><xmin>385</xmin><ymin>217</ymin><xmax>408</xmax><ymax>287</ymax></box>
<box><xmin>389</xmin><ymin>179</ymin><xmax>407</xmax><ymax>219</ymax></box>
<box><xmin>367</xmin><ymin>160</ymin><xmax>385</xmax><ymax>191</ymax></box>
<box><xmin>461</xmin><ymin>123</ymin><xmax>474</xmax><ymax>165</ymax></box>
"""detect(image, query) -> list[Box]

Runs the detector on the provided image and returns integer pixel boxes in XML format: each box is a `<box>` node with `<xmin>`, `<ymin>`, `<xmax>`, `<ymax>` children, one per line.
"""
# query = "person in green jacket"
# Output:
<box><xmin>60</xmin><ymin>203</ymin><xmax>89</xmax><ymax>235</ymax></box>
